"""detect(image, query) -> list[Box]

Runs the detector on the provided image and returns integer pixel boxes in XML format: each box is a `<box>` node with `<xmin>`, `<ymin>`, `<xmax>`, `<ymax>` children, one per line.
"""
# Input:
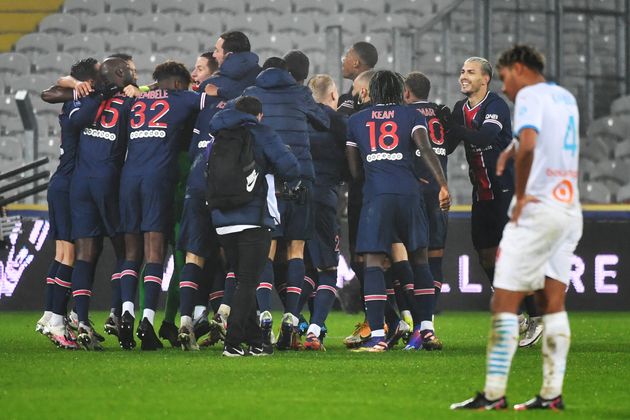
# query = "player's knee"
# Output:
<box><xmin>390</xmin><ymin>242</ymin><xmax>408</xmax><ymax>262</ymax></box>
<box><xmin>185</xmin><ymin>252</ymin><xmax>204</xmax><ymax>268</ymax></box>
<box><xmin>287</xmin><ymin>240</ymin><xmax>305</xmax><ymax>259</ymax></box>
<box><xmin>365</xmin><ymin>253</ymin><xmax>386</xmax><ymax>269</ymax></box>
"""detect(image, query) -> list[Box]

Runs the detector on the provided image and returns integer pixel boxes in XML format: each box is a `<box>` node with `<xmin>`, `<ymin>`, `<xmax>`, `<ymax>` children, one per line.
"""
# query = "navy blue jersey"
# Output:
<box><xmin>123</xmin><ymin>89</ymin><xmax>204</xmax><ymax>177</ymax></box>
<box><xmin>69</xmin><ymin>92</ymin><xmax>133</xmax><ymax>176</ymax></box>
<box><xmin>53</xmin><ymin>98</ymin><xmax>82</xmax><ymax>177</ymax></box>
<box><xmin>346</xmin><ymin>104</ymin><xmax>427</xmax><ymax>200</ymax></box>
<box><xmin>407</xmin><ymin>101</ymin><xmax>448</xmax><ymax>191</ymax></box>
<box><xmin>188</xmin><ymin>97</ymin><xmax>227</xmax><ymax>161</ymax></box>
<box><xmin>309</xmin><ymin>104</ymin><xmax>347</xmax><ymax>187</ymax></box>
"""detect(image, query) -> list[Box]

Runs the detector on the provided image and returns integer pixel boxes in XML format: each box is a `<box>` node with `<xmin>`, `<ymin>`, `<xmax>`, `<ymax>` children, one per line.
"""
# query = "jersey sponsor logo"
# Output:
<box><xmin>552</xmin><ymin>179</ymin><xmax>574</xmax><ymax>203</ymax></box>
<box><xmin>129</xmin><ymin>129</ymin><xmax>166</xmax><ymax>140</ymax></box>
<box><xmin>546</xmin><ymin>168</ymin><xmax>578</xmax><ymax>179</ymax></box>
<box><xmin>366</xmin><ymin>152</ymin><xmax>403</xmax><ymax>162</ymax></box>
<box><xmin>83</xmin><ymin>127</ymin><xmax>116</xmax><ymax>141</ymax></box>
<box><xmin>433</xmin><ymin>147</ymin><xmax>446</xmax><ymax>156</ymax></box>
<box><xmin>485</xmin><ymin>113</ymin><xmax>499</xmax><ymax>120</ymax></box>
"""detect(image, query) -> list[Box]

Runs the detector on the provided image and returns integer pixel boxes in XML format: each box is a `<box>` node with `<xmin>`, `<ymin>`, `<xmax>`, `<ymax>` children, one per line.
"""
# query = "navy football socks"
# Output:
<box><xmin>71</xmin><ymin>260</ymin><xmax>95</xmax><ymax>324</ymax></box>
<box><xmin>120</xmin><ymin>260</ymin><xmax>140</xmax><ymax>308</ymax></box>
<box><xmin>428</xmin><ymin>257</ymin><xmax>443</xmax><ymax>313</ymax></box>
<box><xmin>412</xmin><ymin>263</ymin><xmax>435</xmax><ymax>325</ymax></box>
<box><xmin>310</xmin><ymin>270</ymin><xmax>337</xmax><ymax>327</ymax></box>
<box><xmin>256</xmin><ymin>259</ymin><xmax>274</xmax><ymax>312</ymax></box>
<box><xmin>285</xmin><ymin>258</ymin><xmax>305</xmax><ymax>316</ymax></box>
<box><xmin>179</xmin><ymin>263</ymin><xmax>201</xmax><ymax>318</ymax></box>
<box><xmin>363</xmin><ymin>266</ymin><xmax>387</xmax><ymax>333</ymax></box>
<box><xmin>44</xmin><ymin>260</ymin><xmax>60</xmax><ymax>312</ymax></box>
<box><xmin>143</xmin><ymin>263</ymin><xmax>163</xmax><ymax>311</ymax></box>
<box><xmin>52</xmin><ymin>263</ymin><xmax>72</xmax><ymax>315</ymax></box>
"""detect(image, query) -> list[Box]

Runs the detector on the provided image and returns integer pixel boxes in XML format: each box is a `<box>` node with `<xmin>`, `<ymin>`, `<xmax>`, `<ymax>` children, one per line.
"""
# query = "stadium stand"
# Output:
<box><xmin>106</xmin><ymin>0</ymin><xmax>152</xmax><ymax>16</ymax></box>
<box><xmin>154</xmin><ymin>0</ymin><xmax>201</xmax><ymax>16</ymax></box>
<box><xmin>38</xmin><ymin>13</ymin><xmax>81</xmax><ymax>36</ymax></box>
<box><xmin>132</xmin><ymin>14</ymin><xmax>177</xmax><ymax>35</ymax></box>
<box><xmin>63</xmin><ymin>0</ymin><xmax>105</xmax><ymax>16</ymax></box>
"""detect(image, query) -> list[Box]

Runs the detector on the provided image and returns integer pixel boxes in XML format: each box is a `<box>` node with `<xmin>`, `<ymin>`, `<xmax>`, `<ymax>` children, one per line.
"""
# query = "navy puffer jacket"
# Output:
<box><xmin>242</xmin><ymin>68</ymin><xmax>329</xmax><ymax>181</ymax></box>
<box><xmin>201</xmin><ymin>51</ymin><xmax>261</xmax><ymax>101</ymax></box>
<box><xmin>209</xmin><ymin>108</ymin><xmax>299</xmax><ymax>230</ymax></box>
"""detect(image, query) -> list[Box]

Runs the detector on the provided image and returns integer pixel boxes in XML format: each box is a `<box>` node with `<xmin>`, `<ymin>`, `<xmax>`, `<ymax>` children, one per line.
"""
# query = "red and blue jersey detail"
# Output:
<box><xmin>407</xmin><ymin>101</ymin><xmax>447</xmax><ymax>191</ymax></box>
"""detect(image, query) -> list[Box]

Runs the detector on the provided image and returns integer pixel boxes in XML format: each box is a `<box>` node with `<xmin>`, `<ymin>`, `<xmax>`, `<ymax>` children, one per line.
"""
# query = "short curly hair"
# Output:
<box><xmin>496</xmin><ymin>45</ymin><xmax>545</xmax><ymax>73</ymax></box>
<box><xmin>152</xmin><ymin>60</ymin><xmax>192</xmax><ymax>85</ymax></box>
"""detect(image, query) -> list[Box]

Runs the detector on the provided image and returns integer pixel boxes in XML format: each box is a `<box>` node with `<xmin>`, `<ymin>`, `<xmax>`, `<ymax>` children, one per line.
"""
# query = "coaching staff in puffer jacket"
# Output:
<box><xmin>210</xmin><ymin>96</ymin><xmax>299</xmax><ymax>356</ymax></box>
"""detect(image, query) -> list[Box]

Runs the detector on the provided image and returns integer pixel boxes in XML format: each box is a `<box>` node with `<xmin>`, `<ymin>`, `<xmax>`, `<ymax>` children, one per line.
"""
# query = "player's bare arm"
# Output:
<box><xmin>345</xmin><ymin>145</ymin><xmax>363</xmax><ymax>182</ymax></box>
<box><xmin>413</xmin><ymin>128</ymin><xmax>451</xmax><ymax>211</ymax></box>
<box><xmin>496</xmin><ymin>138</ymin><xmax>518</xmax><ymax>176</ymax></box>
<box><xmin>41</xmin><ymin>85</ymin><xmax>74</xmax><ymax>104</ymax></box>
<box><xmin>511</xmin><ymin>128</ymin><xmax>539</xmax><ymax>223</ymax></box>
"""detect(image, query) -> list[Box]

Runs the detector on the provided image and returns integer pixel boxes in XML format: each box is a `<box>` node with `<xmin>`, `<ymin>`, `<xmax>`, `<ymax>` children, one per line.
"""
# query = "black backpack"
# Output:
<box><xmin>206</xmin><ymin>126</ymin><xmax>262</xmax><ymax>210</ymax></box>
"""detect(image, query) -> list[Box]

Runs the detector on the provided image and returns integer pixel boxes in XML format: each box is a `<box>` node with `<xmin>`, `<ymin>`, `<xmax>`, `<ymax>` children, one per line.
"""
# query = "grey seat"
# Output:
<box><xmin>615</xmin><ymin>183</ymin><xmax>630</xmax><ymax>203</ymax></box>
<box><xmin>10</xmin><ymin>75</ymin><xmax>51</xmax><ymax>97</ymax></box>
<box><xmin>15</xmin><ymin>33</ymin><xmax>58</xmax><ymax>58</ymax></box>
<box><xmin>132</xmin><ymin>13</ymin><xmax>176</xmax><ymax>36</ymax></box>
<box><xmin>318</xmin><ymin>14</ymin><xmax>362</xmax><ymax>35</ymax></box>
<box><xmin>64</xmin><ymin>34</ymin><xmax>106</xmax><ymax>56</ymax></box>
<box><xmin>176</xmin><ymin>14</ymin><xmax>222</xmax><ymax>38</ymax></box>
<box><xmin>253</xmin><ymin>34</ymin><xmax>293</xmax><ymax>62</ymax></box>
<box><xmin>32</xmin><ymin>98</ymin><xmax>62</xmax><ymax>120</ymax></box>
<box><xmin>580</xmin><ymin>182</ymin><xmax>611</xmax><ymax>203</ymax></box>
<box><xmin>0</xmin><ymin>95</ymin><xmax>19</xmax><ymax>120</ymax></box>
<box><xmin>580</xmin><ymin>137</ymin><xmax>609</xmax><ymax>162</ymax></box>
<box><xmin>155</xmin><ymin>33</ymin><xmax>200</xmax><ymax>56</ymax></box>
<box><xmin>610</xmin><ymin>95</ymin><xmax>630</xmax><ymax>116</ymax></box>
<box><xmin>34</xmin><ymin>53</ymin><xmax>76</xmax><ymax>76</ymax></box>
<box><xmin>269</xmin><ymin>14</ymin><xmax>315</xmax><ymax>36</ymax></box>
<box><xmin>38</xmin><ymin>13</ymin><xmax>81</xmax><ymax>36</ymax></box>
<box><xmin>587</xmin><ymin>116</ymin><xmax>630</xmax><ymax>141</ymax></box>
<box><xmin>366</xmin><ymin>14</ymin><xmax>410</xmax><ymax>33</ymax></box>
<box><xmin>390</xmin><ymin>0</ymin><xmax>426</xmax><ymax>16</ymax></box>
<box><xmin>343</xmin><ymin>0</ymin><xmax>386</xmax><ymax>17</ymax></box>
<box><xmin>0</xmin><ymin>53</ymin><xmax>31</xmax><ymax>82</ymax></box>
<box><xmin>106</xmin><ymin>0</ymin><xmax>151</xmax><ymax>16</ymax></box>
<box><xmin>86</xmin><ymin>13</ymin><xmax>129</xmax><ymax>35</ymax></box>
<box><xmin>106</xmin><ymin>32</ymin><xmax>152</xmax><ymax>56</ymax></box>
<box><xmin>294</xmin><ymin>0</ymin><xmax>338</xmax><ymax>16</ymax></box>
<box><xmin>154</xmin><ymin>0</ymin><xmax>200</xmax><ymax>15</ymax></box>
<box><xmin>614</xmin><ymin>139</ymin><xmax>630</xmax><ymax>160</ymax></box>
<box><xmin>225</xmin><ymin>15</ymin><xmax>270</xmax><ymax>36</ymax></box>
<box><xmin>203</xmin><ymin>0</ymin><xmax>245</xmax><ymax>15</ymax></box>
<box><xmin>248</xmin><ymin>0</ymin><xmax>292</xmax><ymax>15</ymax></box>
<box><xmin>64</xmin><ymin>0</ymin><xmax>106</xmax><ymax>16</ymax></box>
<box><xmin>0</xmin><ymin>136</ymin><xmax>22</xmax><ymax>161</ymax></box>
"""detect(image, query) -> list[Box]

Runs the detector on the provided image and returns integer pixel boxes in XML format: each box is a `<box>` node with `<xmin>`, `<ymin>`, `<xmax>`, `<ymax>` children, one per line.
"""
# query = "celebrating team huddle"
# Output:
<box><xmin>33</xmin><ymin>29</ymin><xmax>581</xmax><ymax>411</ymax></box>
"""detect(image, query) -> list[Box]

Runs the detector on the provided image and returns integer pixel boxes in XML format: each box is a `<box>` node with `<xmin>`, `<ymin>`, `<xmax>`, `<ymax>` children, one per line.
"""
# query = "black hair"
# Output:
<box><xmin>496</xmin><ymin>45</ymin><xmax>545</xmax><ymax>73</ymax></box>
<box><xmin>369</xmin><ymin>70</ymin><xmax>404</xmax><ymax>105</ymax></box>
<box><xmin>108</xmin><ymin>53</ymin><xmax>132</xmax><ymax>62</ymax></box>
<box><xmin>262</xmin><ymin>57</ymin><xmax>287</xmax><ymax>70</ymax></box>
<box><xmin>404</xmin><ymin>71</ymin><xmax>431</xmax><ymax>100</ymax></box>
<box><xmin>152</xmin><ymin>60</ymin><xmax>192</xmax><ymax>85</ymax></box>
<box><xmin>283</xmin><ymin>50</ymin><xmax>309</xmax><ymax>82</ymax></box>
<box><xmin>220</xmin><ymin>31</ymin><xmax>251</xmax><ymax>53</ymax></box>
<box><xmin>199</xmin><ymin>51</ymin><xmax>218</xmax><ymax>73</ymax></box>
<box><xmin>235</xmin><ymin>96</ymin><xmax>262</xmax><ymax>116</ymax></box>
<box><xmin>70</xmin><ymin>57</ymin><xmax>99</xmax><ymax>82</ymax></box>
<box><xmin>352</xmin><ymin>41</ymin><xmax>378</xmax><ymax>68</ymax></box>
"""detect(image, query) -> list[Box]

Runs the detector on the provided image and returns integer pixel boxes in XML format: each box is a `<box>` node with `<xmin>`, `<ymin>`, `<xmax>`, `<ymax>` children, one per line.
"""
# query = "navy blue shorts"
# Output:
<box><xmin>47</xmin><ymin>175</ymin><xmax>72</xmax><ymax>242</ymax></box>
<box><xmin>119</xmin><ymin>174</ymin><xmax>175</xmax><ymax>234</ymax></box>
<box><xmin>306</xmin><ymin>188</ymin><xmax>339</xmax><ymax>269</ymax></box>
<box><xmin>471</xmin><ymin>189</ymin><xmax>512</xmax><ymax>250</ymax></box>
<box><xmin>70</xmin><ymin>174</ymin><xmax>119</xmax><ymax>239</ymax></box>
<box><xmin>356</xmin><ymin>193</ymin><xmax>428</xmax><ymax>255</ymax></box>
<box><xmin>274</xmin><ymin>179</ymin><xmax>314</xmax><ymax>241</ymax></box>
<box><xmin>422</xmin><ymin>187</ymin><xmax>448</xmax><ymax>250</ymax></box>
<box><xmin>177</xmin><ymin>192</ymin><xmax>219</xmax><ymax>258</ymax></box>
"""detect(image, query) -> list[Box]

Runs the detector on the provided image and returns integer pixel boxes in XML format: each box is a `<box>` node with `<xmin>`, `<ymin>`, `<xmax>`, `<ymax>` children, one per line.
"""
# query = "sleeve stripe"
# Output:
<box><xmin>411</xmin><ymin>125</ymin><xmax>427</xmax><ymax>135</ymax></box>
<box><xmin>346</xmin><ymin>141</ymin><xmax>358</xmax><ymax>147</ymax></box>
<box><xmin>483</xmin><ymin>119</ymin><xmax>503</xmax><ymax>129</ymax></box>
<box><xmin>73</xmin><ymin>89</ymin><xmax>78</xmax><ymax>101</ymax></box>
<box><xmin>69</xmin><ymin>108</ymin><xmax>80</xmax><ymax>119</ymax></box>
<box><xmin>200</xmin><ymin>92</ymin><xmax>206</xmax><ymax>110</ymax></box>
<box><xmin>515</xmin><ymin>124</ymin><xmax>540</xmax><ymax>136</ymax></box>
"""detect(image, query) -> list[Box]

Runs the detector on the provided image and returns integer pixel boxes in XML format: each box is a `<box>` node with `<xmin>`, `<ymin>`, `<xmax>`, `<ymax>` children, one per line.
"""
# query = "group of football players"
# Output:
<box><xmin>33</xmin><ymin>30</ymin><xmax>541</xmax><ymax>356</ymax></box>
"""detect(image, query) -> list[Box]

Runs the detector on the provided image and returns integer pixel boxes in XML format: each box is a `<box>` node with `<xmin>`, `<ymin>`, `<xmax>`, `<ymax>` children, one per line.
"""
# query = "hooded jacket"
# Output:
<box><xmin>242</xmin><ymin>67</ymin><xmax>330</xmax><ymax>181</ymax></box>
<box><xmin>201</xmin><ymin>51</ymin><xmax>261</xmax><ymax>101</ymax></box>
<box><xmin>208</xmin><ymin>108</ymin><xmax>299</xmax><ymax>230</ymax></box>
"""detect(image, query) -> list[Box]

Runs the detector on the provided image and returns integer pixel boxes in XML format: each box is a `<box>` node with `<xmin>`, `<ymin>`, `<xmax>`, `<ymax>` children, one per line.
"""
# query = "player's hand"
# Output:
<box><xmin>123</xmin><ymin>84</ymin><xmax>141</xmax><ymax>98</ymax></box>
<box><xmin>496</xmin><ymin>142</ymin><xmax>517</xmax><ymax>176</ymax></box>
<box><xmin>438</xmin><ymin>186</ymin><xmax>451</xmax><ymax>211</ymax></box>
<box><xmin>74</xmin><ymin>81</ymin><xmax>93</xmax><ymax>98</ymax></box>
<box><xmin>205</xmin><ymin>83</ymin><xmax>218</xmax><ymax>96</ymax></box>
<box><xmin>435</xmin><ymin>104</ymin><xmax>452</xmax><ymax>129</ymax></box>
<box><xmin>510</xmin><ymin>195</ymin><xmax>540</xmax><ymax>224</ymax></box>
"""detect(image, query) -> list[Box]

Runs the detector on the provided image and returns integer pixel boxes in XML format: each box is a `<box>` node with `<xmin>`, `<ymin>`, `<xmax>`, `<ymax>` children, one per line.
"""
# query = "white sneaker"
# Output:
<box><xmin>47</xmin><ymin>323</ymin><xmax>79</xmax><ymax>350</ymax></box>
<box><xmin>518</xmin><ymin>313</ymin><xmax>529</xmax><ymax>335</ymax></box>
<box><xmin>68</xmin><ymin>311</ymin><xmax>79</xmax><ymax>332</ymax></box>
<box><xmin>519</xmin><ymin>316</ymin><xmax>543</xmax><ymax>347</ymax></box>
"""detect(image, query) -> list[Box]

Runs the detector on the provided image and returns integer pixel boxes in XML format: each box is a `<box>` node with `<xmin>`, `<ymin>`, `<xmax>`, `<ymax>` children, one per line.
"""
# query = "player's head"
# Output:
<box><xmin>403</xmin><ymin>71</ymin><xmax>430</xmax><ymax>103</ymax></box>
<box><xmin>192</xmin><ymin>52</ymin><xmax>218</xmax><ymax>85</ymax></box>
<box><xmin>460</xmin><ymin>56</ymin><xmax>492</xmax><ymax>97</ymax></box>
<box><xmin>342</xmin><ymin>41</ymin><xmax>378</xmax><ymax>80</ymax></box>
<box><xmin>235</xmin><ymin>95</ymin><xmax>263</xmax><ymax>122</ymax></box>
<box><xmin>99</xmin><ymin>57</ymin><xmax>134</xmax><ymax>89</ymax></box>
<box><xmin>369</xmin><ymin>70</ymin><xmax>404</xmax><ymax>106</ymax></box>
<box><xmin>108</xmin><ymin>53</ymin><xmax>137</xmax><ymax>84</ymax></box>
<box><xmin>262</xmin><ymin>56</ymin><xmax>287</xmax><ymax>70</ymax></box>
<box><xmin>214</xmin><ymin>31</ymin><xmax>250</xmax><ymax>66</ymax></box>
<box><xmin>352</xmin><ymin>69</ymin><xmax>375</xmax><ymax>105</ymax></box>
<box><xmin>70</xmin><ymin>57</ymin><xmax>99</xmax><ymax>85</ymax></box>
<box><xmin>307</xmin><ymin>74</ymin><xmax>338</xmax><ymax>107</ymax></box>
<box><xmin>496</xmin><ymin>45</ymin><xmax>546</xmax><ymax>102</ymax></box>
<box><xmin>283</xmin><ymin>50</ymin><xmax>310</xmax><ymax>85</ymax></box>
<box><xmin>153</xmin><ymin>60</ymin><xmax>193</xmax><ymax>90</ymax></box>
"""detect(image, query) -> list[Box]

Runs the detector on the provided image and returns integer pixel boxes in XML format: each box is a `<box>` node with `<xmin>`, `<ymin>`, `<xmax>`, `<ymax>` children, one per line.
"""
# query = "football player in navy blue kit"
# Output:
<box><xmin>37</xmin><ymin>58</ymin><xmax>99</xmax><ymax>349</ymax></box>
<box><xmin>64</xmin><ymin>57</ymin><xmax>134</xmax><ymax>350</ymax></box>
<box><xmin>117</xmin><ymin>61</ymin><xmax>208</xmax><ymax>351</ymax></box>
<box><xmin>346</xmin><ymin>71</ymin><xmax>450</xmax><ymax>352</ymax></box>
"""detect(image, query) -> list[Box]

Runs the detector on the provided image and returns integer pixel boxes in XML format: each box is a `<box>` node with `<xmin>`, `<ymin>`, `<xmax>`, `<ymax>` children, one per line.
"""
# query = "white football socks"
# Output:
<box><xmin>484</xmin><ymin>312</ymin><xmax>519</xmax><ymax>400</ymax></box>
<box><xmin>193</xmin><ymin>305</ymin><xmax>206</xmax><ymax>320</ymax></box>
<box><xmin>218</xmin><ymin>304</ymin><xmax>230</xmax><ymax>318</ymax></box>
<box><xmin>122</xmin><ymin>301</ymin><xmax>134</xmax><ymax>317</ymax></box>
<box><xmin>540</xmin><ymin>311</ymin><xmax>571</xmax><ymax>399</ymax></box>
<box><xmin>307</xmin><ymin>324</ymin><xmax>321</xmax><ymax>337</ymax></box>
<box><xmin>180</xmin><ymin>315</ymin><xmax>193</xmax><ymax>328</ymax></box>
<box><xmin>142</xmin><ymin>309</ymin><xmax>155</xmax><ymax>325</ymax></box>
<box><xmin>49</xmin><ymin>313</ymin><xmax>64</xmax><ymax>327</ymax></box>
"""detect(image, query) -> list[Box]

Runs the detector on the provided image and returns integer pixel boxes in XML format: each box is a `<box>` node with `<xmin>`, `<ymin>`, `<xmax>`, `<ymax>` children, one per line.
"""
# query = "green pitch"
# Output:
<box><xmin>1</xmin><ymin>311</ymin><xmax>629</xmax><ymax>419</ymax></box>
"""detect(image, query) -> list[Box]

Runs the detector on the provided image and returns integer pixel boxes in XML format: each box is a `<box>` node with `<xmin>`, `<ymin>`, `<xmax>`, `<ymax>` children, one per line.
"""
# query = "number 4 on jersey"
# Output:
<box><xmin>563</xmin><ymin>115</ymin><xmax>577</xmax><ymax>157</ymax></box>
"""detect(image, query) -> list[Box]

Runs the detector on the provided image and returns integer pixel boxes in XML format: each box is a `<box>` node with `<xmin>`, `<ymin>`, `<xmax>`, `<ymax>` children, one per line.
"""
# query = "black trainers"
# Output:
<box><xmin>276</xmin><ymin>314</ymin><xmax>294</xmax><ymax>351</ymax></box>
<box><xmin>222</xmin><ymin>343</ymin><xmax>247</xmax><ymax>357</ymax></box>
<box><xmin>104</xmin><ymin>314</ymin><xmax>119</xmax><ymax>338</ymax></box>
<box><xmin>119</xmin><ymin>311</ymin><xmax>136</xmax><ymax>350</ymax></box>
<box><xmin>193</xmin><ymin>310</ymin><xmax>211</xmax><ymax>339</ymax></box>
<box><xmin>259</xmin><ymin>311</ymin><xmax>273</xmax><ymax>355</ymax></box>
<box><xmin>247</xmin><ymin>346</ymin><xmax>269</xmax><ymax>357</ymax></box>
<box><xmin>450</xmin><ymin>392</ymin><xmax>508</xmax><ymax>410</ymax></box>
<box><xmin>78</xmin><ymin>322</ymin><xmax>104</xmax><ymax>351</ymax></box>
<box><xmin>158</xmin><ymin>320</ymin><xmax>180</xmax><ymax>347</ymax></box>
<box><xmin>514</xmin><ymin>395</ymin><xmax>564</xmax><ymax>411</ymax></box>
<box><xmin>136</xmin><ymin>317</ymin><xmax>163</xmax><ymax>351</ymax></box>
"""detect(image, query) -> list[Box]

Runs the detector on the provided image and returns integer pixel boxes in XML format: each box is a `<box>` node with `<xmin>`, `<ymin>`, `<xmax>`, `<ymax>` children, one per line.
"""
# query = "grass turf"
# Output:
<box><xmin>0</xmin><ymin>311</ymin><xmax>629</xmax><ymax>419</ymax></box>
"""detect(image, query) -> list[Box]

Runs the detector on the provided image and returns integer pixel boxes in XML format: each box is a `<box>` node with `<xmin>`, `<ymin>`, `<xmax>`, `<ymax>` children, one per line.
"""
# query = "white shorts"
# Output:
<box><xmin>493</xmin><ymin>201</ymin><xmax>583</xmax><ymax>292</ymax></box>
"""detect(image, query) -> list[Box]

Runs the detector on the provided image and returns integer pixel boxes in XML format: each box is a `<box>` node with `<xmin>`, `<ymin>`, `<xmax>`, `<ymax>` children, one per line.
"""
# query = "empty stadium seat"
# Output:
<box><xmin>106</xmin><ymin>33</ymin><xmax>152</xmax><ymax>56</ymax></box>
<box><xmin>133</xmin><ymin>53</ymin><xmax>168</xmax><ymax>81</ymax></box>
<box><xmin>225</xmin><ymin>15</ymin><xmax>270</xmax><ymax>37</ymax></box>
<box><xmin>318</xmin><ymin>14</ymin><xmax>362</xmax><ymax>35</ymax></box>
<box><xmin>203</xmin><ymin>0</ymin><xmax>246</xmax><ymax>15</ymax></box>
<box><xmin>252</xmin><ymin>34</ymin><xmax>293</xmax><ymax>61</ymax></box>
<box><xmin>10</xmin><ymin>75</ymin><xmax>51</xmax><ymax>97</ymax></box>
<box><xmin>366</xmin><ymin>14</ymin><xmax>410</xmax><ymax>33</ymax></box>
<box><xmin>343</xmin><ymin>0</ymin><xmax>386</xmax><ymax>17</ymax></box>
<box><xmin>579</xmin><ymin>158</ymin><xmax>596</xmax><ymax>182</ymax></box>
<box><xmin>590</xmin><ymin>161</ymin><xmax>627</xmax><ymax>185</ymax></box>
<box><xmin>32</xmin><ymin>98</ymin><xmax>62</xmax><ymax>119</ymax></box>
<box><xmin>614</xmin><ymin>139</ymin><xmax>630</xmax><ymax>160</ymax></box>
<box><xmin>106</xmin><ymin>0</ymin><xmax>151</xmax><ymax>16</ymax></box>
<box><xmin>610</xmin><ymin>95</ymin><xmax>630</xmax><ymax>115</ymax></box>
<box><xmin>616</xmin><ymin>183</ymin><xmax>630</xmax><ymax>203</ymax></box>
<box><xmin>176</xmin><ymin>14</ymin><xmax>222</xmax><ymax>38</ymax></box>
<box><xmin>0</xmin><ymin>95</ymin><xmax>18</xmax><ymax>120</ymax></box>
<box><xmin>269</xmin><ymin>14</ymin><xmax>316</xmax><ymax>36</ymax></box>
<box><xmin>0</xmin><ymin>53</ymin><xmax>31</xmax><ymax>82</ymax></box>
<box><xmin>132</xmin><ymin>14</ymin><xmax>176</xmax><ymax>36</ymax></box>
<box><xmin>294</xmin><ymin>0</ymin><xmax>338</xmax><ymax>16</ymax></box>
<box><xmin>64</xmin><ymin>0</ymin><xmax>106</xmax><ymax>16</ymax></box>
<box><xmin>154</xmin><ymin>0</ymin><xmax>200</xmax><ymax>15</ymax></box>
<box><xmin>15</xmin><ymin>33</ymin><xmax>58</xmax><ymax>58</ymax></box>
<box><xmin>34</xmin><ymin>53</ymin><xmax>76</xmax><ymax>76</ymax></box>
<box><xmin>390</xmin><ymin>0</ymin><xmax>426</xmax><ymax>16</ymax></box>
<box><xmin>248</xmin><ymin>0</ymin><xmax>292</xmax><ymax>15</ymax></box>
<box><xmin>0</xmin><ymin>137</ymin><xmax>22</xmax><ymax>161</ymax></box>
<box><xmin>1</xmin><ymin>118</ymin><xmax>24</xmax><ymax>136</ymax></box>
<box><xmin>38</xmin><ymin>13</ymin><xmax>81</xmax><ymax>36</ymax></box>
<box><xmin>295</xmin><ymin>33</ymin><xmax>327</xmax><ymax>54</ymax></box>
<box><xmin>86</xmin><ymin>13</ymin><xmax>129</xmax><ymax>35</ymax></box>
<box><xmin>580</xmin><ymin>181</ymin><xmax>611</xmax><ymax>203</ymax></box>
<box><xmin>155</xmin><ymin>33</ymin><xmax>200</xmax><ymax>56</ymax></box>
<box><xmin>64</xmin><ymin>34</ymin><xmax>106</xmax><ymax>56</ymax></box>
<box><xmin>587</xmin><ymin>116</ymin><xmax>630</xmax><ymax>141</ymax></box>
<box><xmin>580</xmin><ymin>137</ymin><xmax>609</xmax><ymax>162</ymax></box>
